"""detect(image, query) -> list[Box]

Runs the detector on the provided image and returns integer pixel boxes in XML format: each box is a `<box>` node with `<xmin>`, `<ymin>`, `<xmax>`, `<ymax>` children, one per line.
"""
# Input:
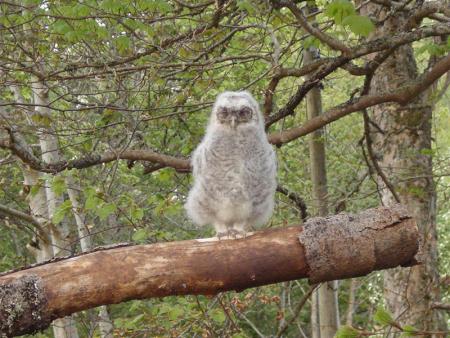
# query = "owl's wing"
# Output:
<box><xmin>191</xmin><ymin>143</ymin><xmax>205</xmax><ymax>178</ymax></box>
<box><xmin>268</xmin><ymin>146</ymin><xmax>278</xmax><ymax>177</ymax></box>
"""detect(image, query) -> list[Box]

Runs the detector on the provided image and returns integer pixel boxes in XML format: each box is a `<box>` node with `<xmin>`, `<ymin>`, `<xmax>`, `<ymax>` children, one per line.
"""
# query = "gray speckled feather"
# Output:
<box><xmin>185</xmin><ymin>91</ymin><xmax>277</xmax><ymax>238</ymax></box>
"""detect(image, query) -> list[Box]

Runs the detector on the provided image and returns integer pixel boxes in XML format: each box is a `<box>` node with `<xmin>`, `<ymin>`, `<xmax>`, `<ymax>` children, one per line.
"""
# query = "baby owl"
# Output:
<box><xmin>185</xmin><ymin>91</ymin><xmax>277</xmax><ymax>239</ymax></box>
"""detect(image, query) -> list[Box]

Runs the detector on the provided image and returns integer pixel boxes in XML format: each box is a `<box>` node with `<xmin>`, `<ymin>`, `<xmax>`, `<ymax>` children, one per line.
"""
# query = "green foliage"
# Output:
<box><xmin>114</xmin><ymin>35</ymin><xmax>131</xmax><ymax>55</ymax></box>
<box><xmin>325</xmin><ymin>0</ymin><xmax>374</xmax><ymax>36</ymax></box>
<box><xmin>373</xmin><ymin>306</ymin><xmax>394</xmax><ymax>326</ymax></box>
<box><xmin>131</xmin><ymin>228</ymin><xmax>149</xmax><ymax>242</ymax></box>
<box><xmin>335</xmin><ymin>325</ymin><xmax>360</xmax><ymax>338</ymax></box>
<box><xmin>53</xmin><ymin>200</ymin><xmax>72</xmax><ymax>224</ymax></box>
<box><xmin>325</xmin><ymin>0</ymin><xmax>356</xmax><ymax>24</ymax></box>
<box><xmin>84</xmin><ymin>187</ymin><xmax>102</xmax><ymax>211</ymax></box>
<box><xmin>210</xmin><ymin>309</ymin><xmax>226</xmax><ymax>324</ymax></box>
<box><xmin>342</xmin><ymin>15</ymin><xmax>375</xmax><ymax>37</ymax></box>
<box><xmin>401</xmin><ymin>325</ymin><xmax>418</xmax><ymax>336</ymax></box>
<box><xmin>0</xmin><ymin>0</ymin><xmax>448</xmax><ymax>337</ymax></box>
<box><xmin>237</xmin><ymin>0</ymin><xmax>257</xmax><ymax>14</ymax></box>
<box><xmin>52</xmin><ymin>175</ymin><xmax>66</xmax><ymax>197</ymax></box>
<box><xmin>97</xmin><ymin>202</ymin><xmax>117</xmax><ymax>220</ymax></box>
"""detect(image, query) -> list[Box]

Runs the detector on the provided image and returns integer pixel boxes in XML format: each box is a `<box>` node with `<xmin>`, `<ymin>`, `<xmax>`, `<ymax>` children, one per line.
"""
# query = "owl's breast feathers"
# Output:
<box><xmin>199</xmin><ymin>129</ymin><xmax>276</xmax><ymax>200</ymax></box>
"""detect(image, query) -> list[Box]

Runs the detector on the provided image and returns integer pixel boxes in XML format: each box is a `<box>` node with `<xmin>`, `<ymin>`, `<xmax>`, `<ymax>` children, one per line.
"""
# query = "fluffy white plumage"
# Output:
<box><xmin>185</xmin><ymin>91</ymin><xmax>277</xmax><ymax>239</ymax></box>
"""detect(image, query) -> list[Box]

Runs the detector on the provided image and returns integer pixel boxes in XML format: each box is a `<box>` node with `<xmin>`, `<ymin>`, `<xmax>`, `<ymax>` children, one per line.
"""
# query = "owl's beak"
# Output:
<box><xmin>231</xmin><ymin>116</ymin><xmax>237</xmax><ymax>129</ymax></box>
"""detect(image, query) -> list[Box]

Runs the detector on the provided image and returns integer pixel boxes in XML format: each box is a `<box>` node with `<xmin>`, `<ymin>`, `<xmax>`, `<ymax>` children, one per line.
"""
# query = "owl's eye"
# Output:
<box><xmin>238</xmin><ymin>107</ymin><xmax>252</xmax><ymax>120</ymax></box>
<box><xmin>217</xmin><ymin>108</ymin><xmax>229</xmax><ymax>120</ymax></box>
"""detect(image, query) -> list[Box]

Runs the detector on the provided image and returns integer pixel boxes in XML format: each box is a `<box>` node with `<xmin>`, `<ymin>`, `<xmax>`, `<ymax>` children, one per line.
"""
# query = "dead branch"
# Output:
<box><xmin>0</xmin><ymin>205</ymin><xmax>418</xmax><ymax>337</ymax></box>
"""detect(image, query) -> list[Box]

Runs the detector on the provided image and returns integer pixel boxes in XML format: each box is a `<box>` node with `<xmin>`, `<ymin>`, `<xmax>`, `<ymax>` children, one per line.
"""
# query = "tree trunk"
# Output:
<box><xmin>305</xmin><ymin>48</ymin><xmax>339</xmax><ymax>338</ymax></box>
<box><xmin>345</xmin><ymin>279</ymin><xmax>357</xmax><ymax>326</ymax></box>
<box><xmin>363</xmin><ymin>3</ymin><xmax>445</xmax><ymax>333</ymax></box>
<box><xmin>22</xmin><ymin>167</ymin><xmax>53</xmax><ymax>262</ymax></box>
<box><xmin>32</xmin><ymin>79</ymin><xmax>80</xmax><ymax>338</ymax></box>
<box><xmin>0</xmin><ymin>205</ymin><xmax>418</xmax><ymax>337</ymax></box>
<box><xmin>66</xmin><ymin>177</ymin><xmax>114</xmax><ymax>338</ymax></box>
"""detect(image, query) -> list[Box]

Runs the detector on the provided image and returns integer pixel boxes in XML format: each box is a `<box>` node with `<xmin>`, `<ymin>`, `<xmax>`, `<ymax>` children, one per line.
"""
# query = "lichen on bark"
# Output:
<box><xmin>0</xmin><ymin>275</ymin><xmax>51</xmax><ymax>337</ymax></box>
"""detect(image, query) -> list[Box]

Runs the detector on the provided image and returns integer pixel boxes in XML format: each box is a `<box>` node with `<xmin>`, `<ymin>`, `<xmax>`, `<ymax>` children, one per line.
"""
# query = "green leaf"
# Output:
<box><xmin>82</xmin><ymin>138</ymin><xmax>93</xmax><ymax>152</ymax></box>
<box><xmin>53</xmin><ymin>200</ymin><xmax>72</xmax><ymax>224</ymax></box>
<box><xmin>157</xmin><ymin>170</ymin><xmax>172</xmax><ymax>183</ymax></box>
<box><xmin>132</xmin><ymin>228</ymin><xmax>149</xmax><ymax>242</ymax></box>
<box><xmin>168</xmin><ymin>305</ymin><xmax>184</xmax><ymax>320</ymax></box>
<box><xmin>52</xmin><ymin>176</ymin><xmax>66</xmax><ymax>196</ymax></box>
<box><xmin>335</xmin><ymin>325</ymin><xmax>360</xmax><ymax>338</ymax></box>
<box><xmin>130</xmin><ymin>313</ymin><xmax>144</xmax><ymax>325</ymax></box>
<box><xmin>154</xmin><ymin>0</ymin><xmax>173</xmax><ymax>13</ymax></box>
<box><xmin>31</xmin><ymin>114</ymin><xmax>52</xmax><ymax>127</ymax></box>
<box><xmin>417</xmin><ymin>42</ymin><xmax>448</xmax><ymax>57</ymax></box>
<box><xmin>342</xmin><ymin>15</ymin><xmax>375</xmax><ymax>37</ymax></box>
<box><xmin>237</xmin><ymin>0</ymin><xmax>256</xmax><ymax>14</ymax></box>
<box><xmin>101</xmin><ymin>109</ymin><xmax>122</xmax><ymax>124</ymax></box>
<box><xmin>374</xmin><ymin>306</ymin><xmax>394</xmax><ymax>326</ymax></box>
<box><xmin>401</xmin><ymin>325</ymin><xmax>418</xmax><ymax>336</ymax></box>
<box><xmin>73</xmin><ymin>4</ymin><xmax>91</xmax><ymax>17</ymax></box>
<box><xmin>85</xmin><ymin>195</ymin><xmax>100</xmax><ymax>210</ymax></box>
<box><xmin>419</xmin><ymin>148</ymin><xmax>434</xmax><ymax>156</ymax></box>
<box><xmin>211</xmin><ymin>309</ymin><xmax>226</xmax><ymax>324</ymax></box>
<box><xmin>101</xmin><ymin>0</ymin><xmax>125</xmax><ymax>13</ymax></box>
<box><xmin>325</xmin><ymin>0</ymin><xmax>356</xmax><ymax>24</ymax></box>
<box><xmin>303</xmin><ymin>36</ymin><xmax>321</xmax><ymax>49</ymax></box>
<box><xmin>53</xmin><ymin>20</ymin><xmax>72</xmax><ymax>35</ymax></box>
<box><xmin>115</xmin><ymin>35</ymin><xmax>131</xmax><ymax>54</ymax></box>
<box><xmin>232</xmin><ymin>334</ymin><xmax>248</xmax><ymax>338</ymax></box>
<box><xmin>30</xmin><ymin>184</ymin><xmax>41</xmax><ymax>197</ymax></box>
<box><xmin>96</xmin><ymin>203</ymin><xmax>116</xmax><ymax>220</ymax></box>
<box><xmin>131</xmin><ymin>206</ymin><xmax>144</xmax><ymax>221</ymax></box>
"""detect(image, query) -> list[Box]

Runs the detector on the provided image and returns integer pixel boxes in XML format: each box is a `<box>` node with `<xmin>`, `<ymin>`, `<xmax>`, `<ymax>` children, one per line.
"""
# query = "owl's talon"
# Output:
<box><xmin>216</xmin><ymin>232</ymin><xmax>230</xmax><ymax>240</ymax></box>
<box><xmin>228</xmin><ymin>229</ymin><xmax>247</xmax><ymax>239</ymax></box>
<box><xmin>215</xmin><ymin>229</ymin><xmax>247</xmax><ymax>240</ymax></box>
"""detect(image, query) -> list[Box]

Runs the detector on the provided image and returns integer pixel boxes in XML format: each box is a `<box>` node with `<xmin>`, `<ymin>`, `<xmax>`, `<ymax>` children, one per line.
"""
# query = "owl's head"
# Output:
<box><xmin>211</xmin><ymin>91</ymin><xmax>262</xmax><ymax>130</ymax></box>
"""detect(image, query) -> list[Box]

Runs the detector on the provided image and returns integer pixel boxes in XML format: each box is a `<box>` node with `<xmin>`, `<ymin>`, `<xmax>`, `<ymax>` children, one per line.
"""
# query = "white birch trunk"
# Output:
<box><xmin>31</xmin><ymin>78</ymin><xmax>80</xmax><ymax>338</ymax></box>
<box><xmin>66</xmin><ymin>176</ymin><xmax>114</xmax><ymax>338</ymax></box>
<box><xmin>22</xmin><ymin>168</ymin><xmax>53</xmax><ymax>262</ymax></box>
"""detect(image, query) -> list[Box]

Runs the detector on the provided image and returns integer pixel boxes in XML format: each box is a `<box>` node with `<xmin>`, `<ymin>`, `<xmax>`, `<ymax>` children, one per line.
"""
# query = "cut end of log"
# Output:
<box><xmin>298</xmin><ymin>204</ymin><xmax>419</xmax><ymax>283</ymax></box>
<box><xmin>0</xmin><ymin>275</ymin><xmax>52</xmax><ymax>337</ymax></box>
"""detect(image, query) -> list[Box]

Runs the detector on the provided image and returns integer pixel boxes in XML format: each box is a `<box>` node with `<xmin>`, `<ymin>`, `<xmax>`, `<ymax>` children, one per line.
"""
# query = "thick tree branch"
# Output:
<box><xmin>265</xmin><ymin>23</ymin><xmax>450</xmax><ymax>127</ymax></box>
<box><xmin>269</xmin><ymin>53</ymin><xmax>450</xmax><ymax>146</ymax></box>
<box><xmin>265</xmin><ymin>56</ymin><xmax>350</xmax><ymax>126</ymax></box>
<box><xmin>0</xmin><ymin>203</ymin><xmax>45</xmax><ymax>234</ymax></box>
<box><xmin>0</xmin><ymin>205</ymin><xmax>418</xmax><ymax>337</ymax></box>
<box><xmin>431</xmin><ymin>302</ymin><xmax>450</xmax><ymax>311</ymax></box>
<box><xmin>0</xmin><ymin>135</ymin><xmax>191</xmax><ymax>173</ymax></box>
<box><xmin>407</xmin><ymin>2</ymin><xmax>450</xmax><ymax>28</ymax></box>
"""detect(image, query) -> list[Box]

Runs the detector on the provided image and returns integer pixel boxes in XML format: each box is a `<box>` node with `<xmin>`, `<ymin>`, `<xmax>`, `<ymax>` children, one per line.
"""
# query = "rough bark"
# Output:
<box><xmin>0</xmin><ymin>205</ymin><xmax>418</xmax><ymax>337</ymax></box>
<box><xmin>304</xmin><ymin>47</ymin><xmax>339</xmax><ymax>338</ymax></box>
<box><xmin>362</xmin><ymin>3</ymin><xmax>445</xmax><ymax>333</ymax></box>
